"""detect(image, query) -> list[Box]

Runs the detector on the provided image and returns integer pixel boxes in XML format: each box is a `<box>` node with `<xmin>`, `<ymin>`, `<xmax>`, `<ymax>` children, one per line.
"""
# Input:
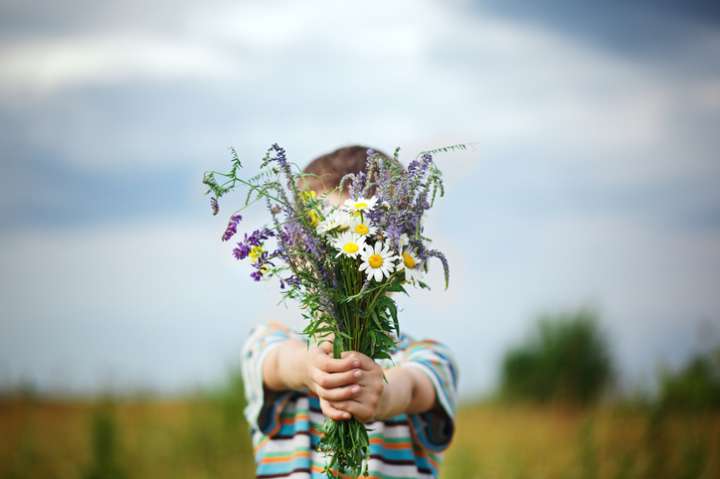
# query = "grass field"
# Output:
<box><xmin>1</xmin><ymin>394</ymin><xmax>719</xmax><ymax>479</ymax></box>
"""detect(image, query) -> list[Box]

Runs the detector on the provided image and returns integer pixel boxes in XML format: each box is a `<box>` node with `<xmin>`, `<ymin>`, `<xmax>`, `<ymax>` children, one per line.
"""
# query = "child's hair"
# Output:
<box><xmin>301</xmin><ymin>145</ymin><xmax>395</xmax><ymax>195</ymax></box>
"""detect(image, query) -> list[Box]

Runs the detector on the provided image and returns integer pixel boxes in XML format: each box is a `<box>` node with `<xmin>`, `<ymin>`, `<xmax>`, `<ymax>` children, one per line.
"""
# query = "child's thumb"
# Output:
<box><xmin>318</xmin><ymin>340</ymin><xmax>333</xmax><ymax>355</ymax></box>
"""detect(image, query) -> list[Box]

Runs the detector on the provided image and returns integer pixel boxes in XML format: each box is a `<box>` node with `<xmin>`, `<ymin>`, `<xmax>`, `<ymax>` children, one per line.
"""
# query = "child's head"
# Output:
<box><xmin>300</xmin><ymin>145</ymin><xmax>395</xmax><ymax>203</ymax></box>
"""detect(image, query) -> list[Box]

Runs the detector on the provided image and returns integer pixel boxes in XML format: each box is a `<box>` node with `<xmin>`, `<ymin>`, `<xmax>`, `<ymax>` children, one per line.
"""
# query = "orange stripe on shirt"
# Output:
<box><xmin>369</xmin><ymin>437</ymin><xmax>413</xmax><ymax>449</ymax></box>
<box><xmin>280</xmin><ymin>412</ymin><xmax>309</xmax><ymax>425</ymax></box>
<box><xmin>415</xmin><ymin>446</ymin><xmax>440</xmax><ymax>470</ymax></box>
<box><xmin>260</xmin><ymin>450</ymin><xmax>312</xmax><ymax>464</ymax></box>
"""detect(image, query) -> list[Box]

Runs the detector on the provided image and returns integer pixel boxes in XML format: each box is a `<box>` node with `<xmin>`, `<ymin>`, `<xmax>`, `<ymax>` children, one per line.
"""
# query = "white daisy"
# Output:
<box><xmin>349</xmin><ymin>218</ymin><xmax>377</xmax><ymax>237</ymax></box>
<box><xmin>396</xmin><ymin>234</ymin><xmax>425</xmax><ymax>284</ymax></box>
<box><xmin>317</xmin><ymin>208</ymin><xmax>356</xmax><ymax>234</ymax></box>
<box><xmin>316</xmin><ymin>210</ymin><xmax>342</xmax><ymax>234</ymax></box>
<box><xmin>334</xmin><ymin>209</ymin><xmax>355</xmax><ymax>227</ymax></box>
<box><xmin>333</xmin><ymin>231</ymin><xmax>365</xmax><ymax>259</ymax></box>
<box><xmin>343</xmin><ymin>196</ymin><xmax>378</xmax><ymax>215</ymax></box>
<box><xmin>359</xmin><ymin>241</ymin><xmax>397</xmax><ymax>282</ymax></box>
<box><xmin>398</xmin><ymin>249</ymin><xmax>425</xmax><ymax>284</ymax></box>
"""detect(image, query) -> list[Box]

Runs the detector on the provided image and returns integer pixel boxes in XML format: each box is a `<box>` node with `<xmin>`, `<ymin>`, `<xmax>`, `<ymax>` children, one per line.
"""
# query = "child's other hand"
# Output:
<box><xmin>304</xmin><ymin>341</ymin><xmax>365</xmax><ymax>421</ymax></box>
<box><xmin>328</xmin><ymin>351</ymin><xmax>385</xmax><ymax>424</ymax></box>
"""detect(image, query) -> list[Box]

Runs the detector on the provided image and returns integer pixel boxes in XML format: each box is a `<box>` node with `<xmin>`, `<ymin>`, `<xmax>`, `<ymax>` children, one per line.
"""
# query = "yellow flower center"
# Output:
<box><xmin>368</xmin><ymin>254</ymin><xmax>383</xmax><ymax>269</ymax></box>
<box><xmin>402</xmin><ymin>251</ymin><xmax>416</xmax><ymax>269</ymax></box>
<box><xmin>307</xmin><ymin>210</ymin><xmax>320</xmax><ymax>226</ymax></box>
<box><xmin>249</xmin><ymin>245</ymin><xmax>264</xmax><ymax>263</ymax></box>
<box><xmin>354</xmin><ymin>223</ymin><xmax>369</xmax><ymax>235</ymax></box>
<box><xmin>343</xmin><ymin>242</ymin><xmax>359</xmax><ymax>254</ymax></box>
<box><xmin>354</xmin><ymin>201</ymin><xmax>368</xmax><ymax>210</ymax></box>
<box><xmin>301</xmin><ymin>190</ymin><xmax>317</xmax><ymax>202</ymax></box>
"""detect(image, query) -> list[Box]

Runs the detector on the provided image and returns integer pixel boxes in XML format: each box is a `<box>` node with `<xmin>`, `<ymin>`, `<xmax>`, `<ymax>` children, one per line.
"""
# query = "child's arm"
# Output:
<box><xmin>380</xmin><ymin>366</ymin><xmax>437</xmax><ymax>417</ymax></box>
<box><xmin>261</xmin><ymin>338</ymin><xmax>311</xmax><ymax>391</ymax></box>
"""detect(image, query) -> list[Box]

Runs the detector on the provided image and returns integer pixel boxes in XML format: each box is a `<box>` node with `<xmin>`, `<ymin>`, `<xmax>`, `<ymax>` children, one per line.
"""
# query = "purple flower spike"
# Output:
<box><xmin>270</xmin><ymin>143</ymin><xmax>288</xmax><ymax>167</ymax></box>
<box><xmin>210</xmin><ymin>197</ymin><xmax>219</xmax><ymax>216</ymax></box>
<box><xmin>222</xmin><ymin>213</ymin><xmax>243</xmax><ymax>241</ymax></box>
<box><xmin>245</xmin><ymin>228</ymin><xmax>274</xmax><ymax>246</ymax></box>
<box><xmin>232</xmin><ymin>227</ymin><xmax>274</xmax><ymax>260</ymax></box>
<box><xmin>233</xmin><ymin>242</ymin><xmax>250</xmax><ymax>260</ymax></box>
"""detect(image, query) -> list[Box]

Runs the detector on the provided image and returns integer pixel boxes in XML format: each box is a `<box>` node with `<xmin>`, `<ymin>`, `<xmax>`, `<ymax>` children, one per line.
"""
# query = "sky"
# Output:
<box><xmin>1</xmin><ymin>0</ymin><xmax>719</xmax><ymax>398</ymax></box>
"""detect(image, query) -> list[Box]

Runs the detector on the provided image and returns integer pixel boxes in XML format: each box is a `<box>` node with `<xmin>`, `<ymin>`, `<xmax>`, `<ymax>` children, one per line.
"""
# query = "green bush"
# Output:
<box><xmin>659</xmin><ymin>348</ymin><xmax>720</xmax><ymax>410</ymax></box>
<box><xmin>500</xmin><ymin>310</ymin><xmax>613</xmax><ymax>404</ymax></box>
<box><xmin>82</xmin><ymin>403</ymin><xmax>128</xmax><ymax>479</ymax></box>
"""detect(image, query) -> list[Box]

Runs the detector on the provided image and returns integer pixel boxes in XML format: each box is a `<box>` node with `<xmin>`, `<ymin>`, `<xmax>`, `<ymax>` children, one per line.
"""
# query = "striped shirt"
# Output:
<box><xmin>241</xmin><ymin>321</ymin><xmax>459</xmax><ymax>479</ymax></box>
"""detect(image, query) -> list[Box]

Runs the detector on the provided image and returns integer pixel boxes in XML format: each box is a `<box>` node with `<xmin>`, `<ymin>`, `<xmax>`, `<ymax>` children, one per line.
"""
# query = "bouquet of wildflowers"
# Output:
<box><xmin>203</xmin><ymin>144</ymin><xmax>453</xmax><ymax>478</ymax></box>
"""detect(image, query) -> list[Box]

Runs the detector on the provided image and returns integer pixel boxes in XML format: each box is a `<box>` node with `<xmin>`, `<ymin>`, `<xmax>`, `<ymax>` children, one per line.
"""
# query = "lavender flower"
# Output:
<box><xmin>210</xmin><ymin>197</ymin><xmax>219</xmax><ymax>216</ymax></box>
<box><xmin>270</xmin><ymin>143</ymin><xmax>288</xmax><ymax>166</ymax></box>
<box><xmin>349</xmin><ymin>171</ymin><xmax>366</xmax><ymax>199</ymax></box>
<box><xmin>268</xmin><ymin>143</ymin><xmax>300</xmax><ymax>205</ymax></box>
<box><xmin>233</xmin><ymin>243</ymin><xmax>250</xmax><ymax>260</ymax></box>
<box><xmin>231</xmin><ymin>227</ymin><xmax>274</xmax><ymax>260</ymax></box>
<box><xmin>425</xmin><ymin>249</ymin><xmax>450</xmax><ymax>289</ymax></box>
<box><xmin>246</xmin><ymin>227</ymin><xmax>274</xmax><ymax>246</ymax></box>
<box><xmin>385</xmin><ymin>222</ymin><xmax>402</xmax><ymax>250</ymax></box>
<box><xmin>222</xmin><ymin>213</ymin><xmax>243</xmax><ymax>241</ymax></box>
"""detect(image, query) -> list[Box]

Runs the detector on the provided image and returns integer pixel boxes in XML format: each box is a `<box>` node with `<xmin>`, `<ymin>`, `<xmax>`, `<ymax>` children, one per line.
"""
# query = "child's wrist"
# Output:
<box><xmin>274</xmin><ymin>339</ymin><xmax>310</xmax><ymax>391</ymax></box>
<box><xmin>289</xmin><ymin>341</ymin><xmax>312</xmax><ymax>391</ymax></box>
<box><xmin>297</xmin><ymin>346</ymin><xmax>314</xmax><ymax>391</ymax></box>
<box><xmin>376</xmin><ymin>368</ymin><xmax>411</xmax><ymax>420</ymax></box>
<box><xmin>376</xmin><ymin>384</ymin><xmax>394</xmax><ymax>421</ymax></box>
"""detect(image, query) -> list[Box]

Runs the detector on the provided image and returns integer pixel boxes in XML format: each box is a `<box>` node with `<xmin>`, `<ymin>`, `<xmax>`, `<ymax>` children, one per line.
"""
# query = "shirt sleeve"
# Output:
<box><xmin>241</xmin><ymin>321</ymin><xmax>300</xmax><ymax>436</ymax></box>
<box><xmin>400</xmin><ymin>339</ymin><xmax>459</xmax><ymax>452</ymax></box>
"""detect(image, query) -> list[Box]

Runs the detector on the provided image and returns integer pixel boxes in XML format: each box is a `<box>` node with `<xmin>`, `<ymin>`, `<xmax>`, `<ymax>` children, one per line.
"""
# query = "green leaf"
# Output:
<box><xmin>333</xmin><ymin>335</ymin><xmax>343</xmax><ymax>359</ymax></box>
<box><xmin>385</xmin><ymin>279</ymin><xmax>407</xmax><ymax>295</ymax></box>
<box><xmin>370</xmin><ymin>310</ymin><xmax>383</xmax><ymax>331</ymax></box>
<box><xmin>375</xmin><ymin>351</ymin><xmax>392</xmax><ymax>360</ymax></box>
<box><xmin>385</xmin><ymin>299</ymin><xmax>399</xmax><ymax>336</ymax></box>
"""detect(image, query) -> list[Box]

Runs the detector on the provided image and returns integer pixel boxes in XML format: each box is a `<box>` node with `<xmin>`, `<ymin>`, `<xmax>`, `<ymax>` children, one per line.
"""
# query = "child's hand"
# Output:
<box><xmin>266</xmin><ymin>336</ymin><xmax>436</xmax><ymax>422</ymax></box>
<box><xmin>327</xmin><ymin>351</ymin><xmax>385</xmax><ymax>423</ymax></box>
<box><xmin>303</xmin><ymin>341</ymin><xmax>365</xmax><ymax>421</ymax></box>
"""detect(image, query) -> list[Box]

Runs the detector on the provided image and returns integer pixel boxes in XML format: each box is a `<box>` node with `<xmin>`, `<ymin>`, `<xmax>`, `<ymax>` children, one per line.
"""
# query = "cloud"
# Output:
<box><xmin>0</xmin><ymin>34</ymin><xmax>238</xmax><ymax>95</ymax></box>
<box><xmin>1</xmin><ymin>0</ymin><xmax>717</xmax><ymax>188</ymax></box>
<box><xmin>1</xmin><ymin>0</ymin><xmax>720</xmax><ymax>395</ymax></box>
<box><xmin>472</xmin><ymin>0</ymin><xmax>720</xmax><ymax>63</ymax></box>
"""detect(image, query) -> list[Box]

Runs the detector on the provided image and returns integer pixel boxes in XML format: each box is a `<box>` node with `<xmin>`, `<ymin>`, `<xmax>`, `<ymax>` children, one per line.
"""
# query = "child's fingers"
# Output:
<box><xmin>339</xmin><ymin>351</ymin><xmax>375</xmax><ymax>371</ymax></box>
<box><xmin>329</xmin><ymin>400</ymin><xmax>372</xmax><ymax>422</ymax></box>
<box><xmin>313</xmin><ymin>368</ymin><xmax>362</xmax><ymax>389</ymax></box>
<box><xmin>317</xmin><ymin>341</ymin><xmax>333</xmax><ymax>355</ymax></box>
<box><xmin>317</xmin><ymin>383</ymin><xmax>360</xmax><ymax>402</ymax></box>
<box><xmin>320</xmin><ymin>399</ymin><xmax>351</xmax><ymax>421</ymax></box>
<box><xmin>317</xmin><ymin>355</ymin><xmax>359</xmax><ymax>373</ymax></box>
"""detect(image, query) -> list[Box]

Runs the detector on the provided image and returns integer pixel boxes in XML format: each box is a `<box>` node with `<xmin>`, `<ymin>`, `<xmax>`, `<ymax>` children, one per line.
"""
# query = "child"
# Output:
<box><xmin>241</xmin><ymin>145</ymin><xmax>458</xmax><ymax>479</ymax></box>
